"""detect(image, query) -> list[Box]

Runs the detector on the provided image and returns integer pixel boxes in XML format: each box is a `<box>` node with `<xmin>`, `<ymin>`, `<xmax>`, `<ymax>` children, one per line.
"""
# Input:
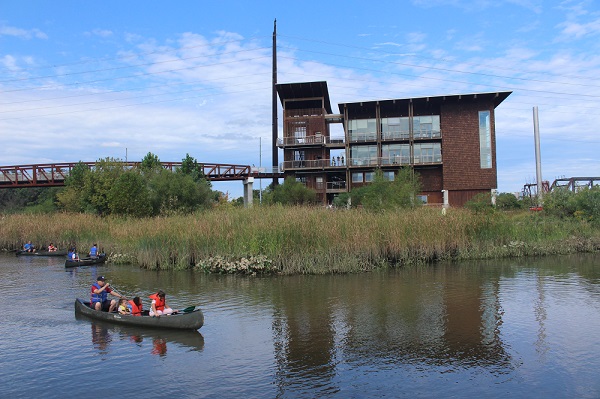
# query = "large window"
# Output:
<box><xmin>350</xmin><ymin>145</ymin><xmax>377</xmax><ymax>165</ymax></box>
<box><xmin>413</xmin><ymin>143</ymin><xmax>441</xmax><ymax>164</ymax></box>
<box><xmin>381</xmin><ymin>117</ymin><xmax>410</xmax><ymax>140</ymax></box>
<box><xmin>382</xmin><ymin>144</ymin><xmax>410</xmax><ymax>165</ymax></box>
<box><xmin>413</xmin><ymin>115</ymin><xmax>440</xmax><ymax>139</ymax></box>
<box><xmin>292</xmin><ymin>122</ymin><xmax>307</xmax><ymax>143</ymax></box>
<box><xmin>479</xmin><ymin>111</ymin><xmax>492</xmax><ymax>169</ymax></box>
<box><xmin>348</xmin><ymin>119</ymin><xmax>377</xmax><ymax>142</ymax></box>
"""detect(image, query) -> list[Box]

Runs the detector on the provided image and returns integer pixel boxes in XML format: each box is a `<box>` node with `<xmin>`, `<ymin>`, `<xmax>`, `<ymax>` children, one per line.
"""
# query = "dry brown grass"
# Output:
<box><xmin>1</xmin><ymin>206</ymin><xmax>598</xmax><ymax>273</ymax></box>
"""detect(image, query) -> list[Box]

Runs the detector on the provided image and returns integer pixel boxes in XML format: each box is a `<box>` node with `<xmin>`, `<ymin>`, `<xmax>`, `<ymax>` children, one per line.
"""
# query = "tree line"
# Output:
<box><xmin>1</xmin><ymin>154</ymin><xmax>599</xmax><ymax>225</ymax></box>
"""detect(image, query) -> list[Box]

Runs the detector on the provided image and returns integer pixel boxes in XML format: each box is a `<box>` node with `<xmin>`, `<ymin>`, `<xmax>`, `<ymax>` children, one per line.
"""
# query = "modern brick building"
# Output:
<box><xmin>276</xmin><ymin>81</ymin><xmax>511</xmax><ymax>207</ymax></box>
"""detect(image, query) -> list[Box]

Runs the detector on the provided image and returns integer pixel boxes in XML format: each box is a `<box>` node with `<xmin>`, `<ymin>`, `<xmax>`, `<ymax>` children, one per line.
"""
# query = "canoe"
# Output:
<box><xmin>65</xmin><ymin>254</ymin><xmax>107</xmax><ymax>268</ymax></box>
<box><xmin>16</xmin><ymin>250</ymin><xmax>68</xmax><ymax>257</ymax></box>
<box><xmin>74</xmin><ymin>298</ymin><xmax>204</xmax><ymax>330</ymax></box>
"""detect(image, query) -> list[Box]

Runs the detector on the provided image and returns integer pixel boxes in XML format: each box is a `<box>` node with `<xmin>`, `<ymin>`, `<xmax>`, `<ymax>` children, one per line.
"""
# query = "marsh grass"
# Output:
<box><xmin>1</xmin><ymin>206</ymin><xmax>598</xmax><ymax>274</ymax></box>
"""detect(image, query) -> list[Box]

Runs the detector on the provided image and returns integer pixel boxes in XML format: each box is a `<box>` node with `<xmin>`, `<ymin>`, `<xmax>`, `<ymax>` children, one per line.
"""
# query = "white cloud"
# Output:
<box><xmin>87</xmin><ymin>29</ymin><xmax>114</xmax><ymax>38</ymax></box>
<box><xmin>0</xmin><ymin>24</ymin><xmax>47</xmax><ymax>39</ymax></box>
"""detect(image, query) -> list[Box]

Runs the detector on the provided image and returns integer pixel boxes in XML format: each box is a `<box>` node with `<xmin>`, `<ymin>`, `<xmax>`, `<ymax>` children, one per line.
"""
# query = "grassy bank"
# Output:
<box><xmin>1</xmin><ymin>207</ymin><xmax>599</xmax><ymax>274</ymax></box>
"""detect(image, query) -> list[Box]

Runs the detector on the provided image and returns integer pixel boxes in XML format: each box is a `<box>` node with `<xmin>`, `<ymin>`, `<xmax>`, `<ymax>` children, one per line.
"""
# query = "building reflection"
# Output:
<box><xmin>270</xmin><ymin>264</ymin><xmax>513</xmax><ymax>394</ymax></box>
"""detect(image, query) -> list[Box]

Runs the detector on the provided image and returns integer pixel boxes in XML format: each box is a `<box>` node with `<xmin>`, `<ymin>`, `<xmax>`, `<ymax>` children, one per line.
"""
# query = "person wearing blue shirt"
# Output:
<box><xmin>23</xmin><ymin>241</ymin><xmax>36</xmax><ymax>252</ymax></box>
<box><xmin>89</xmin><ymin>243</ymin><xmax>98</xmax><ymax>258</ymax></box>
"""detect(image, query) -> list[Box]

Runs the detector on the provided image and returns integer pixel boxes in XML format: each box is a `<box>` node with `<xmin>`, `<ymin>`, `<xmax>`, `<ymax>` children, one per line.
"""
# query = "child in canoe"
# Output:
<box><xmin>118</xmin><ymin>298</ymin><xmax>130</xmax><ymax>314</ymax></box>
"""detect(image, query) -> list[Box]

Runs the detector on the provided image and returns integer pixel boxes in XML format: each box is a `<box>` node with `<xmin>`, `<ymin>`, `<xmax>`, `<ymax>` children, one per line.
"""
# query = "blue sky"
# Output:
<box><xmin>1</xmin><ymin>0</ymin><xmax>599</xmax><ymax>198</ymax></box>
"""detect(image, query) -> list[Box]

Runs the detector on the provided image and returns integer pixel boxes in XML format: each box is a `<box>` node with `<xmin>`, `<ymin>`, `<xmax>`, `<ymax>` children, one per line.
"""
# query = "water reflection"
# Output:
<box><xmin>77</xmin><ymin>314</ymin><xmax>204</xmax><ymax>356</ymax></box>
<box><xmin>3</xmin><ymin>252</ymin><xmax>600</xmax><ymax>398</ymax></box>
<box><xmin>269</xmin><ymin>267</ymin><xmax>519</xmax><ymax>395</ymax></box>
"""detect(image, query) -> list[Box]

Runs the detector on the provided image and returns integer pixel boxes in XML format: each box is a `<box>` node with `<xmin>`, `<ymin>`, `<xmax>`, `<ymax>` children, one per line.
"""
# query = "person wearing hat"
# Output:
<box><xmin>91</xmin><ymin>276</ymin><xmax>123</xmax><ymax>312</ymax></box>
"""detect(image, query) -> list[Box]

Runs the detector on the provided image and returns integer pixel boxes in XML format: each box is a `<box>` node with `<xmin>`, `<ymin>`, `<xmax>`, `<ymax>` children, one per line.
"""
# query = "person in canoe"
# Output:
<box><xmin>117</xmin><ymin>298</ymin><xmax>130</xmax><ymax>315</ymax></box>
<box><xmin>91</xmin><ymin>276</ymin><xmax>124</xmax><ymax>312</ymax></box>
<box><xmin>68</xmin><ymin>248</ymin><xmax>79</xmax><ymax>261</ymax></box>
<box><xmin>149</xmin><ymin>290</ymin><xmax>173</xmax><ymax>317</ymax></box>
<box><xmin>128</xmin><ymin>296</ymin><xmax>143</xmax><ymax>316</ymax></box>
<box><xmin>47</xmin><ymin>243</ymin><xmax>58</xmax><ymax>252</ymax></box>
<box><xmin>23</xmin><ymin>241</ymin><xmax>36</xmax><ymax>252</ymax></box>
<box><xmin>89</xmin><ymin>243</ymin><xmax>99</xmax><ymax>259</ymax></box>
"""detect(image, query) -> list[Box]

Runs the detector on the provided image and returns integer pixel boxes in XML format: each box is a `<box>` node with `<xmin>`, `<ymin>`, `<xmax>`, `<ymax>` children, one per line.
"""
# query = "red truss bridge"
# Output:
<box><xmin>0</xmin><ymin>162</ymin><xmax>282</xmax><ymax>188</ymax></box>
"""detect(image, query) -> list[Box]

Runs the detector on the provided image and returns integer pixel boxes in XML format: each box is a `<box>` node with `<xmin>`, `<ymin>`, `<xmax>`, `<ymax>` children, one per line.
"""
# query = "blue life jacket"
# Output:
<box><xmin>91</xmin><ymin>282</ymin><xmax>108</xmax><ymax>303</ymax></box>
<box><xmin>90</xmin><ymin>246</ymin><xmax>98</xmax><ymax>257</ymax></box>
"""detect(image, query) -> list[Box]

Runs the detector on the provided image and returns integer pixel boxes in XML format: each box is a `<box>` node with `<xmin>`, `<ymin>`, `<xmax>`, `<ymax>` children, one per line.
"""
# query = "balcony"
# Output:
<box><xmin>280</xmin><ymin>154</ymin><xmax>443</xmax><ymax>171</ymax></box>
<box><xmin>277</xmin><ymin>135</ymin><xmax>345</xmax><ymax>148</ymax></box>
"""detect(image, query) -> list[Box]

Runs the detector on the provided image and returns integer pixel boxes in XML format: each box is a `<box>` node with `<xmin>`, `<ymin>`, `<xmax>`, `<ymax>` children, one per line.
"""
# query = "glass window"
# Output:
<box><xmin>479</xmin><ymin>111</ymin><xmax>492</xmax><ymax>169</ymax></box>
<box><xmin>413</xmin><ymin>143</ymin><xmax>441</xmax><ymax>163</ymax></box>
<box><xmin>365</xmin><ymin>172</ymin><xmax>374</xmax><ymax>182</ymax></box>
<box><xmin>381</xmin><ymin>117</ymin><xmax>410</xmax><ymax>140</ymax></box>
<box><xmin>350</xmin><ymin>145</ymin><xmax>377</xmax><ymax>165</ymax></box>
<box><xmin>413</xmin><ymin>115</ymin><xmax>440</xmax><ymax>138</ymax></box>
<box><xmin>352</xmin><ymin>173</ymin><xmax>363</xmax><ymax>183</ymax></box>
<box><xmin>383</xmin><ymin>171</ymin><xmax>395</xmax><ymax>181</ymax></box>
<box><xmin>417</xmin><ymin>195</ymin><xmax>428</xmax><ymax>204</ymax></box>
<box><xmin>382</xmin><ymin>144</ymin><xmax>410</xmax><ymax>165</ymax></box>
<box><xmin>349</xmin><ymin>118</ymin><xmax>377</xmax><ymax>141</ymax></box>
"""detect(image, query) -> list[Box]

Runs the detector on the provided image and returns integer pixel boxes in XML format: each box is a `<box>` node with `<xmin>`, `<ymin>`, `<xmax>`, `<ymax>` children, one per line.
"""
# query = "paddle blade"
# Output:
<box><xmin>181</xmin><ymin>305</ymin><xmax>196</xmax><ymax>313</ymax></box>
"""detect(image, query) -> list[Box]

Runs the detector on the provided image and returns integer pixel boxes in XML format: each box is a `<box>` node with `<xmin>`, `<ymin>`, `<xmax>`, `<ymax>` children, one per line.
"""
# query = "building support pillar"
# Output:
<box><xmin>243</xmin><ymin>177</ymin><xmax>254</xmax><ymax>208</ymax></box>
<box><xmin>442</xmin><ymin>189</ymin><xmax>449</xmax><ymax>208</ymax></box>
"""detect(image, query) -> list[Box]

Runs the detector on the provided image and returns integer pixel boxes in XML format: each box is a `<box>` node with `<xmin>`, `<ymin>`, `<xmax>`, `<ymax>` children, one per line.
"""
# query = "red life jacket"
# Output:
<box><xmin>149</xmin><ymin>293</ymin><xmax>165</xmax><ymax>311</ymax></box>
<box><xmin>129</xmin><ymin>299</ymin><xmax>143</xmax><ymax>316</ymax></box>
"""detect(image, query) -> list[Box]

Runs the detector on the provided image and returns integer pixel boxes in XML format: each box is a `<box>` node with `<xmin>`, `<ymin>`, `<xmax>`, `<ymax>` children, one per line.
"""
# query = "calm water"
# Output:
<box><xmin>2</xmin><ymin>252</ymin><xmax>600</xmax><ymax>398</ymax></box>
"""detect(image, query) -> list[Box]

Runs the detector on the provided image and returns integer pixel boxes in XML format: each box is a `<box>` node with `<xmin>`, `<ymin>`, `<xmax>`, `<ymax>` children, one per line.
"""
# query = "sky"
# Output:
<box><xmin>2</xmin><ymin>0</ymin><xmax>600</xmax><ymax>199</ymax></box>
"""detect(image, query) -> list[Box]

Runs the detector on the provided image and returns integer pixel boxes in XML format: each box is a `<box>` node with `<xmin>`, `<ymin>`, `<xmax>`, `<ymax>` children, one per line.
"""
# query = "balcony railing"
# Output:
<box><xmin>377</xmin><ymin>130</ymin><xmax>443</xmax><ymax>142</ymax></box>
<box><xmin>277</xmin><ymin>136</ymin><xmax>345</xmax><ymax>147</ymax></box>
<box><xmin>280</xmin><ymin>155</ymin><xmax>442</xmax><ymax>171</ymax></box>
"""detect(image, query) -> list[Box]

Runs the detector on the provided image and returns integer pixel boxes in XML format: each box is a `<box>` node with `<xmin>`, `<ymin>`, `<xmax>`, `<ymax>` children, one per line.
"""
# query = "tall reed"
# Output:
<box><xmin>1</xmin><ymin>207</ymin><xmax>598</xmax><ymax>274</ymax></box>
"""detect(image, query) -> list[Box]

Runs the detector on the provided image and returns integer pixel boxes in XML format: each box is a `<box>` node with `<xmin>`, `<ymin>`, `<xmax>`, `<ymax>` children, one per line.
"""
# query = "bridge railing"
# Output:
<box><xmin>0</xmin><ymin>162</ymin><xmax>284</xmax><ymax>188</ymax></box>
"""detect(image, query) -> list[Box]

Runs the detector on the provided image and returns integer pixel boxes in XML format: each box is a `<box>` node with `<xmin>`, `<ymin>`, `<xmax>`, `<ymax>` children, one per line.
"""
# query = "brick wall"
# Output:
<box><xmin>441</xmin><ymin>101</ymin><xmax>497</xmax><ymax>191</ymax></box>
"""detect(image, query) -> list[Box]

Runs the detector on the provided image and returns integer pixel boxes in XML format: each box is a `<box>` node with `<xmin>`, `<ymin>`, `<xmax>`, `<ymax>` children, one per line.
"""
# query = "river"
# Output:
<box><xmin>1</xmin><ymin>252</ymin><xmax>600</xmax><ymax>398</ymax></box>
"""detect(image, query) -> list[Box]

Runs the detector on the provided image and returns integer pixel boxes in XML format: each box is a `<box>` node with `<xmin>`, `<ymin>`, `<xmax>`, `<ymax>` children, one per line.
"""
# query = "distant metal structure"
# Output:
<box><xmin>522</xmin><ymin>177</ymin><xmax>600</xmax><ymax>199</ymax></box>
<box><xmin>550</xmin><ymin>177</ymin><xmax>600</xmax><ymax>192</ymax></box>
<box><xmin>522</xmin><ymin>181</ymin><xmax>550</xmax><ymax>200</ymax></box>
<box><xmin>0</xmin><ymin>162</ymin><xmax>283</xmax><ymax>188</ymax></box>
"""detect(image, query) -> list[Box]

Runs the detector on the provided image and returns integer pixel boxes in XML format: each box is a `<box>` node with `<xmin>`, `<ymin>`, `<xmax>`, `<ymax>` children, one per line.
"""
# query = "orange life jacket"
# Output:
<box><xmin>128</xmin><ymin>299</ymin><xmax>143</xmax><ymax>316</ymax></box>
<box><xmin>149</xmin><ymin>293</ymin><xmax>165</xmax><ymax>311</ymax></box>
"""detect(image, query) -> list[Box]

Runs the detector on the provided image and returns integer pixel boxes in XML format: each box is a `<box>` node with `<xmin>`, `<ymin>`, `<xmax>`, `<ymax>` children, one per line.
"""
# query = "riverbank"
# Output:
<box><xmin>1</xmin><ymin>207</ymin><xmax>599</xmax><ymax>274</ymax></box>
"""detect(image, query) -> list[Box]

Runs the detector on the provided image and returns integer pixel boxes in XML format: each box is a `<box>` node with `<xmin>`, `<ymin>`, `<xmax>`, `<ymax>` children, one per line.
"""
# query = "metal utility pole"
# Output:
<box><xmin>533</xmin><ymin>106</ymin><xmax>543</xmax><ymax>203</ymax></box>
<box><xmin>272</xmin><ymin>19</ymin><xmax>278</xmax><ymax>187</ymax></box>
<box><xmin>259</xmin><ymin>137</ymin><xmax>262</xmax><ymax>204</ymax></box>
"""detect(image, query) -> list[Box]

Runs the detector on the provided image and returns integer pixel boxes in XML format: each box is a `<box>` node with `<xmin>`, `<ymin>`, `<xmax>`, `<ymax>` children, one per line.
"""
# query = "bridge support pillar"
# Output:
<box><xmin>243</xmin><ymin>177</ymin><xmax>254</xmax><ymax>208</ymax></box>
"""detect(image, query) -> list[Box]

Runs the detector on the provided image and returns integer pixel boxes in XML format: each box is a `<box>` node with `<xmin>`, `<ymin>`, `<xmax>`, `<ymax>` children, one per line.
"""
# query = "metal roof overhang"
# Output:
<box><xmin>276</xmin><ymin>81</ymin><xmax>333</xmax><ymax>114</ymax></box>
<box><xmin>338</xmin><ymin>91</ymin><xmax>512</xmax><ymax>113</ymax></box>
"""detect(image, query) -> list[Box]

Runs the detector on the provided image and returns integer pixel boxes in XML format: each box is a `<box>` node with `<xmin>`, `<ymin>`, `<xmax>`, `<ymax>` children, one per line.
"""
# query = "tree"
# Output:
<box><xmin>270</xmin><ymin>177</ymin><xmax>317</xmax><ymax>205</ymax></box>
<box><xmin>496</xmin><ymin>192</ymin><xmax>522</xmax><ymax>210</ymax></box>
<box><xmin>350</xmin><ymin>168</ymin><xmax>422</xmax><ymax>211</ymax></box>
<box><xmin>57</xmin><ymin>162</ymin><xmax>92</xmax><ymax>212</ymax></box>
<box><xmin>108</xmin><ymin>171</ymin><xmax>153</xmax><ymax>217</ymax></box>
<box><xmin>140</xmin><ymin>152</ymin><xmax>162</xmax><ymax>172</ymax></box>
<box><xmin>543</xmin><ymin>188</ymin><xmax>577</xmax><ymax>219</ymax></box>
<box><xmin>147</xmin><ymin>169</ymin><xmax>213</xmax><ymax>214</ymax></box>
<box><xmin>83</xmin><ymin>158</ymin><xmax>126</xmax><ymax>215</ymax></box>
<box><xmin>464</xmin><ymin>192</ymin><xmax>495</xmax><ymax>214</ymax></box>
<box><xmin>179</xmin><ymin>153</ymin><xmax>210</xmax><ymax>186</ymax></box>
<box><xmin>573</xmin><ymin>186</ymin><xmax>600</xmax><ymax>224</ymax></box>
